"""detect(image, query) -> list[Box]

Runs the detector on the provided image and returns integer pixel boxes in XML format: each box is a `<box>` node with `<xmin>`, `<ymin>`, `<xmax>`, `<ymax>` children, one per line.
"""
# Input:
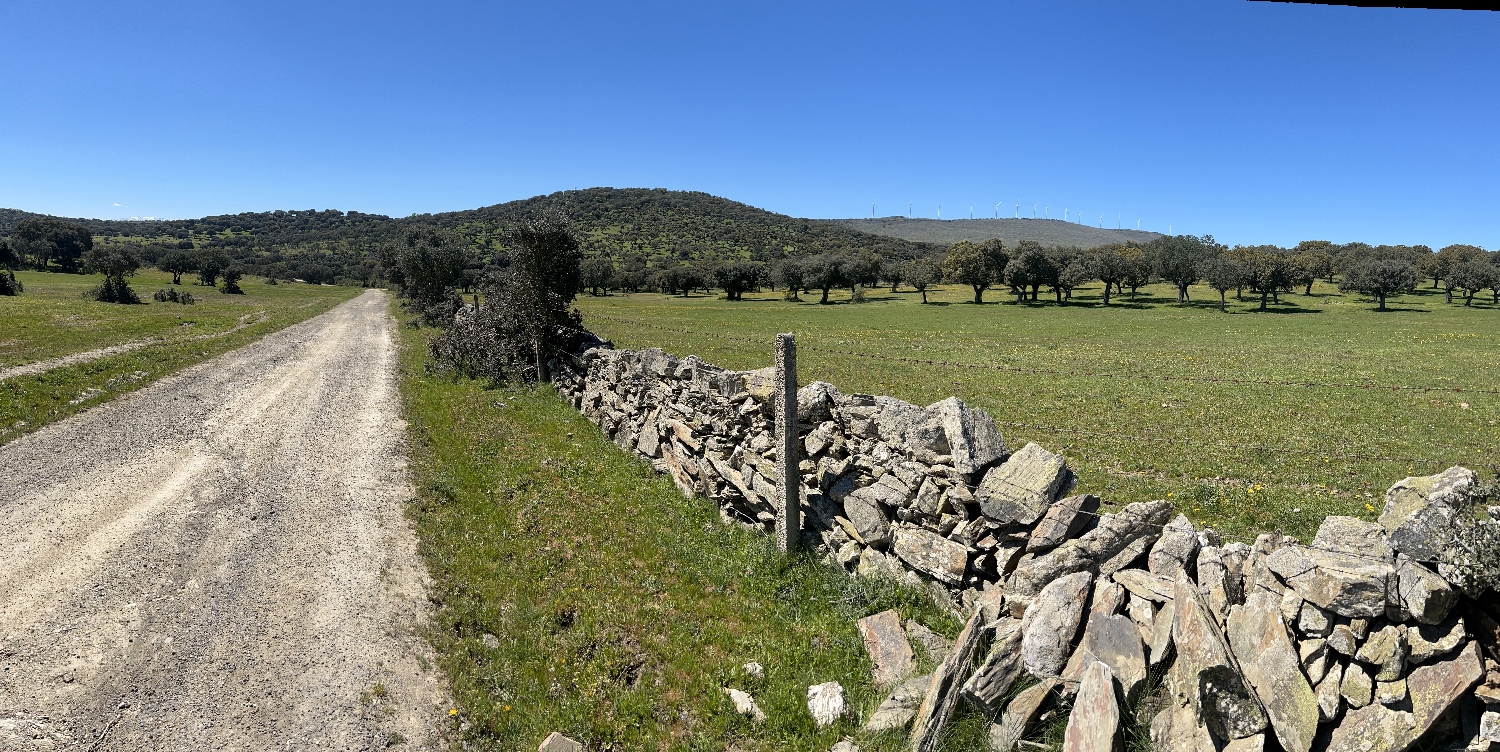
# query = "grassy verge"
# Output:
<box><xmin>0</xmin><ymin>269</ymin><xmax>360</xmax><ymax>444</ymax></box>
<box><xmin>576</xmin><ymin>280</ymin><xmax>1500</xmax><ymax>542</ymax></box>
<box><xmin>392</xmin><ymin>308</ymin><xmax>998</xmax><ymax>751</ymax></box>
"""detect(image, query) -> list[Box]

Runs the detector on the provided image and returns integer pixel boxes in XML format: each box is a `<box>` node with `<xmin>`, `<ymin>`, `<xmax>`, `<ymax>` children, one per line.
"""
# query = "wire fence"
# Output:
<box><xmin>585</xmin><ymin>313</ymin><xmax>1500</xmax><ymax>396</ymax></box>
<box><xmin>574</xmin><ymin>313</ymin><xmax>1496</xmax><ymax>575</ymax></box>
<box><xmin>579</xmin><ymin>313</ymin><xmax>1489</xmax><ymax>469</ymax></box>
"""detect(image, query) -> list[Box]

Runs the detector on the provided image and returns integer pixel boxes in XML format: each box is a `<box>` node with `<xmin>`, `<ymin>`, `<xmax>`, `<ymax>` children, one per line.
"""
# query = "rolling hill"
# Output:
<box><xmin>832</xmin><ymin>217</ymin><xmax>1162</xmax><ymax>248</ymax></box>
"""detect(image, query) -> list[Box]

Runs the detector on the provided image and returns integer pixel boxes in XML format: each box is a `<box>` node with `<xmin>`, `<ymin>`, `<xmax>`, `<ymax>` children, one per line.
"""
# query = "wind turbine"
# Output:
<box><xmin>1032</xmin><ymin>203</ymin><xmax>1037</xmax><ymax>219</ymax></box>
<box><xmin>1099</xmin><ymin>214</ymin><xmax>1103</xmax><ymax>228</ymax></box>
<box><xmin>908</xmin><ymin>203</ymin><xmax>912</xmax><ymax>218</ymax></box>
<box><xmin>1137</xmin><ymin>218</ymin><xmax>1141</xmax><ymax>230</ymax></box>
<box><xmin>1014</xmin><ymin>202</ymin><xmax>1019</xmax><ymax>218</ymax></box>
<box><xmin>871</xmin><ymin>202</ymin><xmax>876</xmax><ymax>218</ymax></box>
<box><xmin>937</xmin><ymin>205</ymin><xmax>941</xmax><ymax>219</ymax></box>
<box><xmin>994</xmin><ymin>203</ymin><xmax>1000</xmax><ymax>218</ymax></box>
<box><xmin>1118</xmin><ymin>213</ymin><xmax>1121</xmax><ymax>230</ymax></box>
<box><xmin>1064</xmin><ymin>207</ymin><xmax>1068</xmax><ymax>222</ymax></box>
<box><xmin>1045</xmin><ymin>205</ymin><xmax>1050</xmax><ymax>219</ymax></box>
<box><xmin>969</xmin><ymin>206</ymin><xmax>973</xmax><ymax>219</ymax></box>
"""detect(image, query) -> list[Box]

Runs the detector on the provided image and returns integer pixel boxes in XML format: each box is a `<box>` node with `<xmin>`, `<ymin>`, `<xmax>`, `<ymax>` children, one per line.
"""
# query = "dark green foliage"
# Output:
<box><xmin>1448</xmin><ymin>259</ymin><xmax>1497</xmax><ymax>307</ymax></box>
<box><xmin>381</xmin><ymin>226</ymin><xmax>472</xmax><ymax>325</ymax></box>
<box><xmin>428</xmin><ymin>212</ymin><xmax>583</xmax><ymax>384</ymax></box>
<box><xmin>580</xmin><ymin>257</ymin><xmax>615</xmax><ymax>296</ymax></box>
<box><xmin>802</xmin><ymin>254</ymin><xmax>852</xmax><ymax>304</ymax></box>
<box><xmin>84</xmin><ymin>276</ymin><xmax>141</xmax><ymax>304</ymax></box>
<box><xmin>1339</xmin><ymin>259</ymin><xmax>1419</xmax><ymax>310</ymax></box>
<box><xmin>195</xmin><ymin>249</ymin><xmax>230</xmax><ymax>287</ymax></box>
<box><xmin>156</xmin><ymin>249</ymin><xmax>196</xmax><ymax>285</ymax></box>
<box><xmin>942</xmin><ymin>239</ymin><xmax>1007</xmax><ymax>304</ymax></box>
<box><xmin>652</xmin><ymin>263</ymin><xmax>708</xmax><ymax>296</ymax></box>
<box><xmin>220</xmin><ymin>266</ymin><xmax>245</xmax><ymax>294</ymax></box>
<box><xmin>82</xmin><ymin>244</ymin><xmax>142</xmax><ymax>304</ymax></box>
<box><xmin>0</xmin><ymin>240</ymin><xmax>18</xmax><ymax>295</ymax></box>
<box><xmin>903</xmin><ymin>257</ymin><xmax>942</xmax><ymax>303</ymax></box>
<box><xmin>1003</xmin><ymin>241</ymin><xmax>1055</xmax><ymax>302</ymax></box>
<box><xmin>1237</xmin><ymin>246</ymin><xmax>1292</xmax><ymax>310</ymax></box>
<box><xmin>9</xmin><ymin>217</ymin><xmax>93</xmax><ymax>271</ymax></box>
<box><xmin>1199</xmin><ymin>257</ymin><xmax>1241</xmax><ymax>311</ymax></box>
<box><xmin>1147</xmin><ymin>234</ymin><xmax>1222</xmax><ymax>304</ymax></box>
<box><xmin>712</xmin><ymin>261</ymin><xmax>765</xmax><ymax>301</ymax></box>
<box><xmin>152</xmin><ymin>288</ymin><xmax>197</xmax><ymax>304</ymax></box>
<box><xmin>771</xmin><ymin>257</ymin><xmax>808</xmax><ymax>300</ymax></box>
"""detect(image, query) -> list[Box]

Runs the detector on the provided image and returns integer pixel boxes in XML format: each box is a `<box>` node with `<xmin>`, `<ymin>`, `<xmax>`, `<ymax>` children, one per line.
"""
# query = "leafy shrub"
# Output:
<box><xmin>0</xmin><ymin>270</ymin><xmax>21</xmax><ymax>296</ymax></box>
<box><xmin>85</xmin><ymin>276</ymin><xmax>141</xmax><ymax>304</ymax></box>
<box><xmin>220</xmin><ymin>266</ymin><xmax>245</xmax><ymax>294</ymax></box>
<box><xmin>152</xmin><ymin>288</ymin><xmax>196</xmax><ymax>304</ymax></box>
<box><xmin>428</xmin><ymin>212</ymin><xmax>584</xmax><ymax>383</ymax></box>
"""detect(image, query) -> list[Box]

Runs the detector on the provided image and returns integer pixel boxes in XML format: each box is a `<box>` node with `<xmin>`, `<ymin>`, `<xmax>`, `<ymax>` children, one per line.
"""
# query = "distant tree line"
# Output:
<box><xmin>552</xmin><ymin>236</ymin><xmax>1500</xmax><ymax>313</ymax></box>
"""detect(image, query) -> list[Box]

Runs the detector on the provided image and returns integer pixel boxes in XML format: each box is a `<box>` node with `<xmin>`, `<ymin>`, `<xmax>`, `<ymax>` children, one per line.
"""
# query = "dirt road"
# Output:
<box><xmin>0</xmin><ymin>290</ymin><xmax>448</xmax><ymax>750</ymax></box>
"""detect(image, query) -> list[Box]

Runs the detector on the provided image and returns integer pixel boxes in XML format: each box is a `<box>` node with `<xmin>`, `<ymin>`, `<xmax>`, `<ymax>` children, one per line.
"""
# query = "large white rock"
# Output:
<box><xmin>807</xmin><ymin>681</ymin><xmax>847</xmax><ymax>728</ymax></box>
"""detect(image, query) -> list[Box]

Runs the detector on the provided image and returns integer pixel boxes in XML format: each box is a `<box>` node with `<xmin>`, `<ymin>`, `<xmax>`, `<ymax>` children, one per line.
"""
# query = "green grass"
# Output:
<box><xmin>576</xmin><ymin>279</ymin><xmax>1500</xmax><ymax>543</ymax></box>
<box><xmin>393</xmin><ymin>309</ymin><xmax>1003</xmax><ymax>751</ymax></box>
<box><xmin>0</xmin><ymin>269</ymin><xmax>360</xmax><ymax>444</ymax></box>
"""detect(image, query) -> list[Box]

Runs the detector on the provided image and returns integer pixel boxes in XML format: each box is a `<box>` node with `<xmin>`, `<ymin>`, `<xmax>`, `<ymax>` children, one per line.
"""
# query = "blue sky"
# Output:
<box><xmin>1</xmin><ymin>1</ymin><xmax>1496</xmax><ymax>248</ymax></box>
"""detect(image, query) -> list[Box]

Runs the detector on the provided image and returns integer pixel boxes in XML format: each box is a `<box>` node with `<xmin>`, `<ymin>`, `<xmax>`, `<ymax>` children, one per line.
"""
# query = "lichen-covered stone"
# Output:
<box><xmin>1027</xmin><ymin>494</ymin><xmax>1100</xmax><ymax>553</ymax></box>
<box><xmin>892</xmin><ymin>526</ymin><xmax>967</xmax><ymax>585</ymax></box>
<box><xmin>863</xmin><ymin>673</ymin><xmax>931</xmax><ymax>733</ymax></box>
<box><xmin>1021</xmin><ymin>571</ymin><xmax>1093</xmax><ymax>678</ymax></box>
<box><xmin>1341</xmin><ymin>662</ymin><xmax>1374</xmax><ymax>709</ymax></box>
<box><xmin>909</xmin><ymin>610</ymin><xmax>987</xmax><ymax>752</ymax></box>
<box><xmin>929</xmin><ymin>396</ymin><xmax>1005</xmax><ymax>476</ymax></box>
<box><xmin>1226</xmin><ymin>590</ymin><xmax>1320</xmax><ymax>752</ymax></box>
<box><xmin>1407</xmin><ymin>640</ymin><xmax>1485</xmax><ymax>738</ymax></box>
<box><xmin>976</xmin><ymin>442</ymin><xmax>1073</xmax><ymax>526</ymax></box>
<box><xmin>1063</xmin><ymin>660</ymin><xmax>1121</xmax><ymax>752</ymax></box>
<box><xmin>842</xmin><ymin>490</ymin><xmax>892</xmax><ymax>549</ymax></box>
<box><xmin>1375</xmin><ymin>678</ymin><xmax>1406</xmax><ymax>706</ymax></box>
<box><xmin>1062</xmin><ymin>611</ymin><xmax>1148</xmax><ymax>703</ymax></box>
<box><xmin>1355</xmin><ymin>624</ymin><xmax>1407</xmax><ymax>682</ymax></box>
<box><xmin>1315</xmin><ymin>661</ymin><xmax>1344</xmax><ymax>722</ymax></box>
<box><xmin>1380</xmin><ymin>466</ymin><xmax>1475</xmax><ymax>562</ymax></box>
<box><xmin>1267</xmin><ymin>545</ymin><xmax>1393</xmax><ymax>619</ymax></box>
<box><xmin>1009</xmin><ymin>500</ymin><xmax>1173</xmax><ymax>596</ymax></box>
<box><xmin>1396</xmin><ymin>554</ymin><xmax>1458</xmax><ymax>625</ymax></box>
<box><xmin>857</xmin><ymin>609</ymin><xmax>914</xmax><ymax>687</ymax></box>
<box><xmin>1149</xmin><ymin>514</ymin><xmax>1201</xmax><ymax>579</ymax></box>
<box><xmin>961</xmin><ymin>619</ymin><xmax>1024</xmax><ymax>712</ymax></box>
<box><xmin>990</xmin><ymin>679</ymin><xmax>1058</xmax><ymax>751</ymax></box>
<box><xmin>1408</xmin><ymin>615</ymin><xmax>1466</xmax><ymax>665</ymax></box>
<box><xmin>1112</xmin><ymin>568</ymin><xmax>1175</xmax><ymax>603</ymax></box>
<box><xmin>1168</xmin><ymin>570</ymin><xmax>1268</xmax><ymax>742</ymax></box>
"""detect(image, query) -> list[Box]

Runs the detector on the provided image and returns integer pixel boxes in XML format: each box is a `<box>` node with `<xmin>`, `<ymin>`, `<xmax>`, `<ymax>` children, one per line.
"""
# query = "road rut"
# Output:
<box><xmin>0</xmin><ymin>290</ymin><xmax>448</xmax><ymax>750</ymax></box>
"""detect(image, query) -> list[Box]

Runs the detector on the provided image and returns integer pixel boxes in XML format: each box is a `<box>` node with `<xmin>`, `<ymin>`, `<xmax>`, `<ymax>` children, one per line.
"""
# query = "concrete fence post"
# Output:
<box><xmin>775</xmin><ymin>332</ymin><xmax>800</xmax><ymax>551</ymax></box>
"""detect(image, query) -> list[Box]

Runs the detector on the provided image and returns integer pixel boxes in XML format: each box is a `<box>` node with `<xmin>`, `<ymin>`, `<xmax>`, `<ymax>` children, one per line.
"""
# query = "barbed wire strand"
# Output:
<box><xmin>584</xmin><ymin>313</ymin><xmax>1500</xmax><ymax>396</ymax></box>
<box><xmin>579</xmin><ymin>314</ymin><xmax>1479</xmax><ymax>467</ymax></box>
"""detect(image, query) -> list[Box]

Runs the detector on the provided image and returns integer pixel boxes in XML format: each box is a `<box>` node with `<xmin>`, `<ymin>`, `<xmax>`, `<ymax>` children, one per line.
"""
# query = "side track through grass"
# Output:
<box><xmin>392</xmin><ymin>309</ymin><xmax>1018</xmax><ymax>751</ymax></box>
<box><xmin>576</xmin><ymin>280</ymin><xmax>1500</xmax><ymax>542</ymax></box>
<box><xmin>0</xmin><ymin>269</ymin><xmax>360</xmax><ymax>444</ymax></box>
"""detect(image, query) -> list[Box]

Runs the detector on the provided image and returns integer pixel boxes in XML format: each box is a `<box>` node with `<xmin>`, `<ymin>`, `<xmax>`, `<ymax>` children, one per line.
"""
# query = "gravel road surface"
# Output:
<box><xmin>0</xmin><ymin>290</ymin><xmax>448</xmax><ymax>750</ymax></box>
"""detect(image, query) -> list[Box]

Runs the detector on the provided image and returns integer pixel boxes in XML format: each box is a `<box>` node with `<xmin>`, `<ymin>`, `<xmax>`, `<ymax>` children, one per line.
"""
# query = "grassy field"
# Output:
<box><xmin>393</xmin><ymin>310</ymin><xmax>1032</xmax><ymax>751</ymax></box>
<box><xmin>0</xmin><ymin>269</ymin><xmax>360</xmax><ymax>444</ymax></box>
<box><xmin>576</xmin><ymin>278</ymin><xmax>1500</xmax><ymax>543</ymax></box>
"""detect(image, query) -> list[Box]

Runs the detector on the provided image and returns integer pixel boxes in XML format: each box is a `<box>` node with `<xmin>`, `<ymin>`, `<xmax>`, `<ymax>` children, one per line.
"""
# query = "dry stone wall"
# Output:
<box><xmin>554</xmin><ymin>344</ymin><xmax>1500</xmax><ymax>752</ymax></box>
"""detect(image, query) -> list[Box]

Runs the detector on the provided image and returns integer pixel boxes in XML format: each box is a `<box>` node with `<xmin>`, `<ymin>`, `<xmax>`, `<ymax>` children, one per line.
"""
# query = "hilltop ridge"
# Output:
<box><xmin>832</xmin><ymin>216</ymin><xmax>1162</xmax><ymax>248</ymax></box>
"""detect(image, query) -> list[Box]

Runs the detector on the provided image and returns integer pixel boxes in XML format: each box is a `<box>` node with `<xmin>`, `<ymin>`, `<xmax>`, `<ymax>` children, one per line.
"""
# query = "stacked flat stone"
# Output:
<box><xmin>554</xmin><ymin>345</ymin><xmax>1499</xmax><ymax>752</ymax></box>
